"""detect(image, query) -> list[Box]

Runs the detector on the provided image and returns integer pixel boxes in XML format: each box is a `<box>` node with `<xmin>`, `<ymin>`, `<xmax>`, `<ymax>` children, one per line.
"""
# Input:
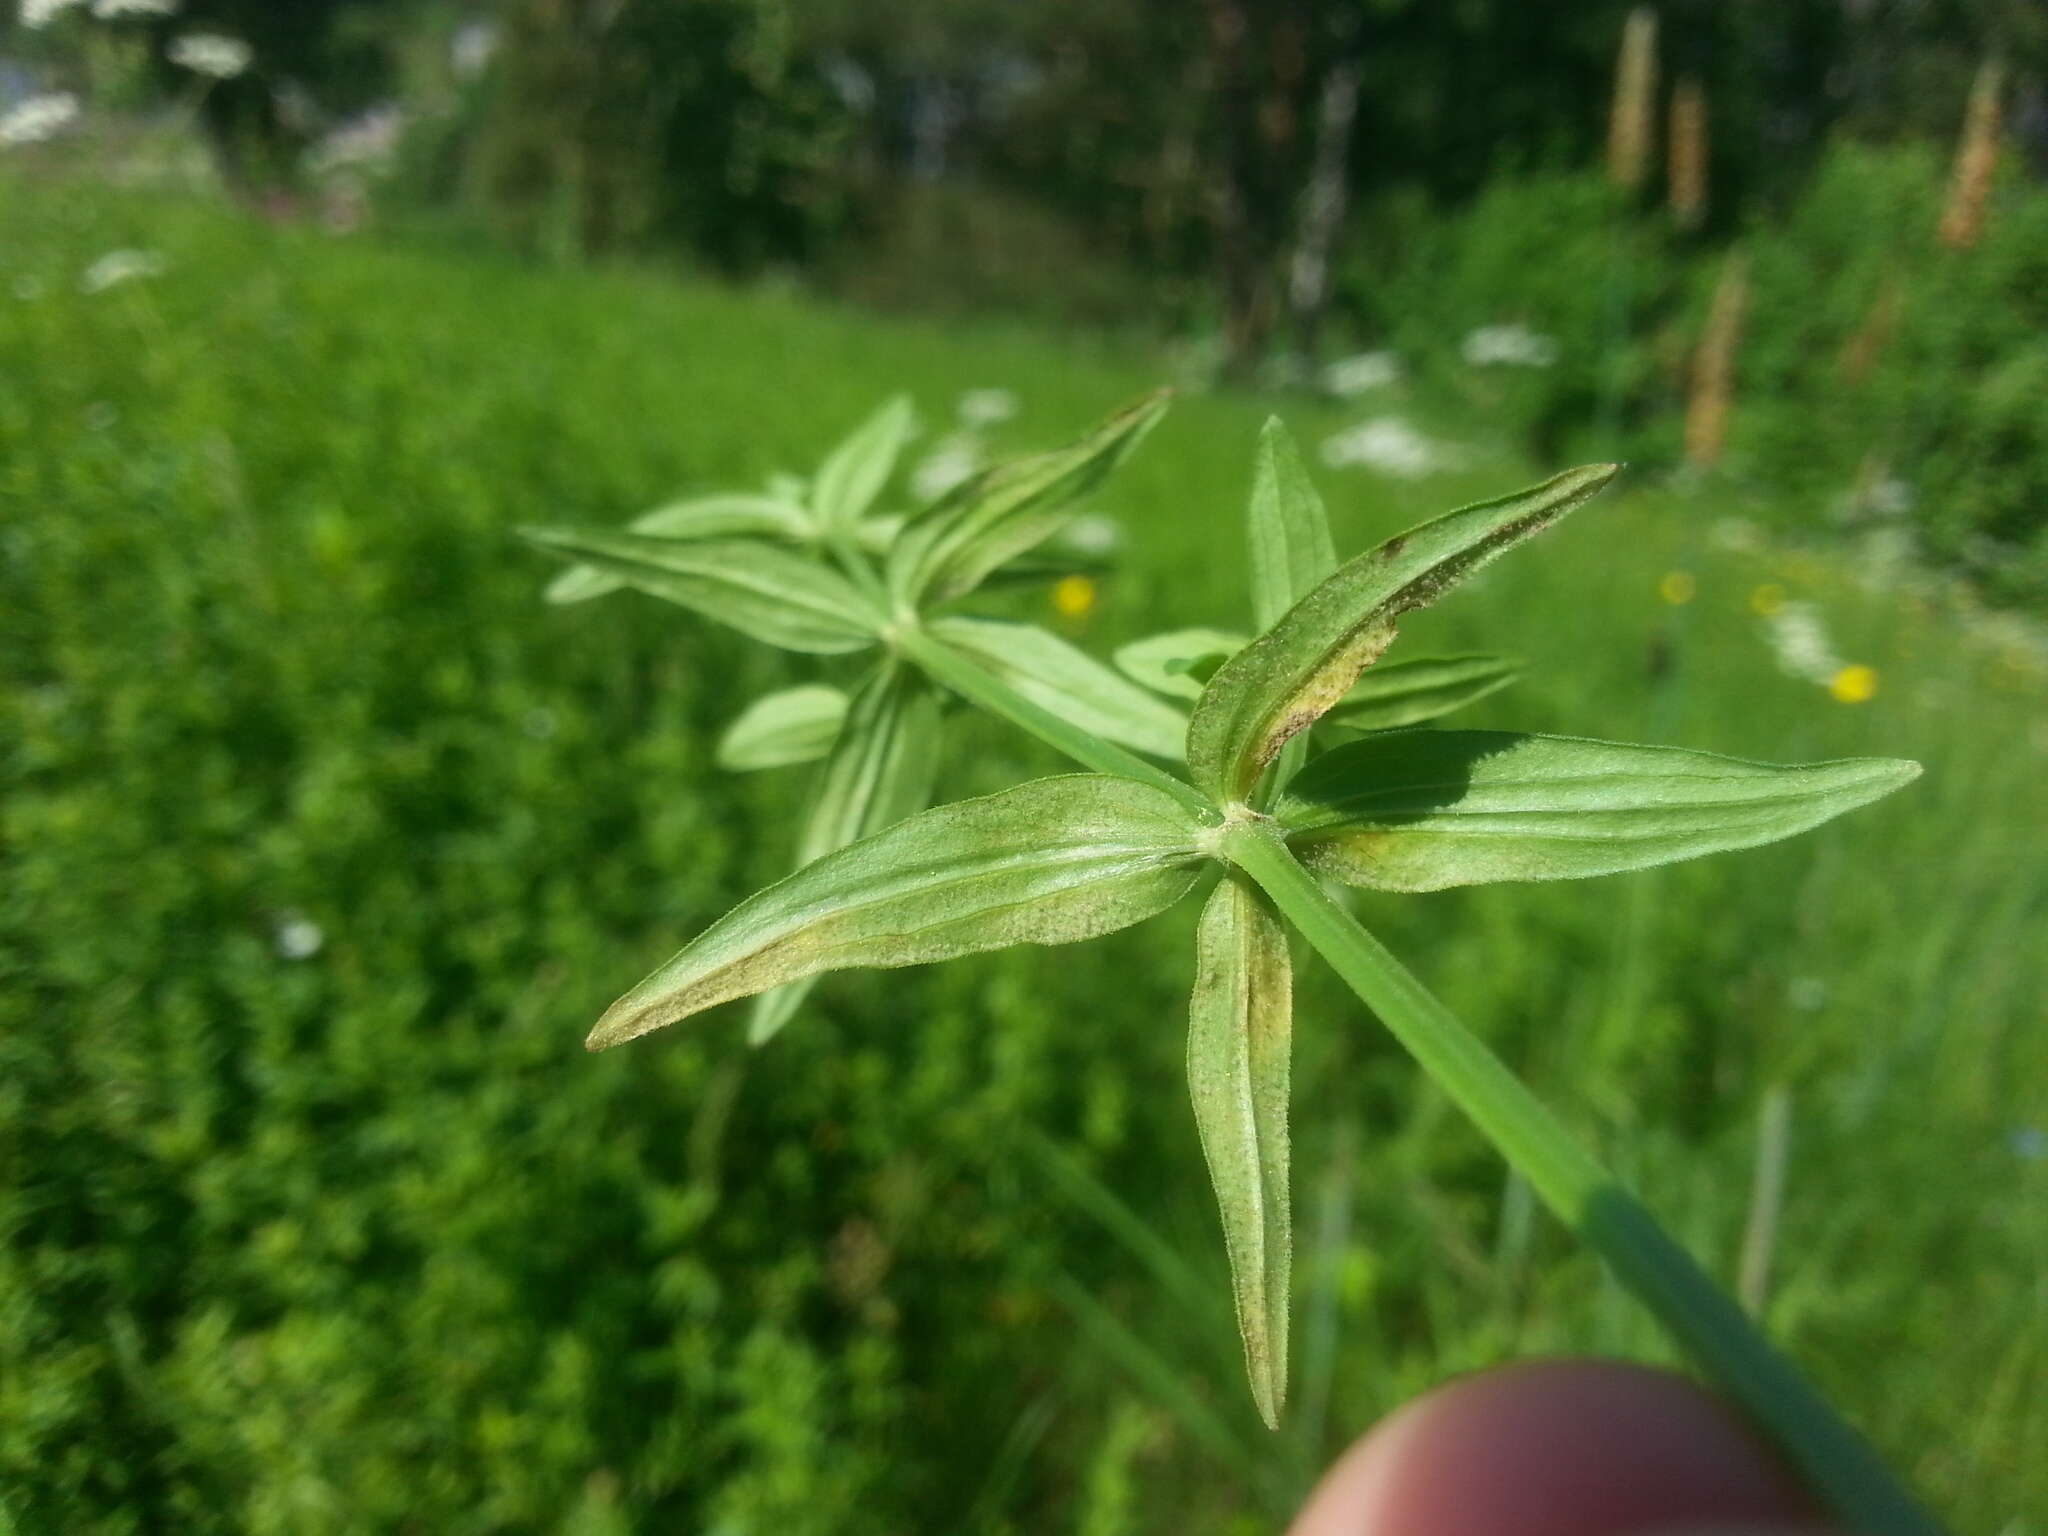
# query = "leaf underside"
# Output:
<box><xmin>1278</xmin><ymin>730</ymin><xmax>1921</xmax><ymax>891</ymax></box>
<box><xmin>1114</xmin><ymin>628</ymin><xmax>1250</xmax><ymax>703</ymax></box>
<box><xmin>749</xmin><ymin>665</ymin><xmax>942</xmax><ymax>1045</ymax></box>
<box><xmin>520</xmin><ymin>527</ymin><xmax>879</xmax><ymax>654</ymax></box>
<box><xmin>1321</xmin><ymin>654</ymin><xmax>1524</xmax><ymax>734</ymax></box>
<box><xmin>1187</xmin><ymin>874</ymin><xmax>1293</xmax><ymax>1430</ymax></box>
<box><xmin>716</xmin><ymin>685</ymin><xmax>851</xmax><ymax>773</ymax></box>
<box><xmin>1247</xmin><ymin>418</ymin><xmax>1339</xmax><ymax>633</ymax></box>
<box><xmin>1187</xmin><ymin>463</ymin><xmax>1619</xmax><ymax>804</ymax></box>
<box><xmin>1246</xmin><ymin>420</ymin><xmax>1340</xmax><ymax>803</ymax></box>
<box><xmin>544</xmin><ymin>495</ymin><xmax>812</xmax><ymax>605</ymax></box>
<box><xmin>589</xmin><ymin>775</ymin><xmax>1206</xmax><ymax>1049</ymax></box>
<box><xmin>929</xmin><ymin>616</ymin><xmax>1188</xmax><ymax>761</ymax></box>
<box><xmin>811</xmin><ymin>395</ymin><xmax>915</xmax><ymax>533</ymax></box>
<box><xmin>888</xmin><ymin>390</ymin><xmax>1169</xmax><ymax>606</ymax></box>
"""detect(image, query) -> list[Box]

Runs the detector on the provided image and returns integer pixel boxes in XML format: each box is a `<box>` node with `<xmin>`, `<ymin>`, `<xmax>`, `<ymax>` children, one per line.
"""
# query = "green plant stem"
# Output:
<box><xmin>894</xmin><ymin>625</ymin><xmax>1212</xmax><ymax>816</ymax></box>
<box><xmin>1220</xmin><ymin>820</ymin><xmax>1943</xmax><ymax>1536</ymax></box>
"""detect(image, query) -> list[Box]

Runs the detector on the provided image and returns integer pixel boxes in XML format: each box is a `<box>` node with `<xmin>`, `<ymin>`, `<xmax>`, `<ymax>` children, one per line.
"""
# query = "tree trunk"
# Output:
<box><xmin>1204</xmin><ymin>0</ymin><xmax>1267</xmax><ymax>380</ymax></box>
<box><xmin>1286</xmin><ymin>42</ymin><xmax>1363</xmax><ymax>359</ymax></box>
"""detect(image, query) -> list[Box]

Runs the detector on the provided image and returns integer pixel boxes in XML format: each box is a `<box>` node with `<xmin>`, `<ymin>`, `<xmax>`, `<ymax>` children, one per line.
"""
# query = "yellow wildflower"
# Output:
<box><xmin>1658</xmin><ymin>570</ymin><xmax>1696</xmax><ymax>605</ymax></box>
<box><xmin>1749</xmin><ymin>583</ymin><xmax>1785</xmax><ymax>616</ymax></box>
<box><xmin>1052</xmin><ymin>574</ymin><xmax>1098</xmax><ymax>621</ymax></box>
<box><xmin>1829</xmin><ymin>665</ymin><xmax>1878</xmax><ymax>704</ymax></box>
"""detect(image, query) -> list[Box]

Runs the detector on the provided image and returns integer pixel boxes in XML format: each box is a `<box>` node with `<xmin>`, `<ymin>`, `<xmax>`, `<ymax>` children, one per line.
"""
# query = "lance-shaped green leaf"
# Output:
<box><xmin>716</xmin><ymin>685</ymin><xmax>850</xmax><ymax>773</ymax></box>
<box><xmin>520</xmin><ymin>528</ymin><xmax>881</xmax><ymax>654</ymax></box>
<box><xmin>587</xmin><ymin>775</ymin><xmax>1206</xmax><ymax>1049</ymax></box>
<box><xmin>749</xmin><ymin>666</ymin><xmax>942</xmax><ymax>1044</ymax></box>
<box><xmin>794</xmin><ymin>666</ymin><xmax>941</xmax><ymax>864</ymax></box>
<box><xmin>887</xmin><ymin>390</ymin><xmax>1169</xmax><ymax>606</ymax></box>
<box><xmin>1247</xmin><ymin>418</ymin><xmax>1337</xmax><ymax>632</ymax></box>
<box><xmin>1187</xmin><ymin>874</ymin><xmax>1293</xmax><ymax>1430</ymax></box>
<box><xmin>1246</xmin><ymin>419</ymin><xmax>1340</xmax><ymax>803</ymax></box>
<box><xmin>929</xmin><ymin>616</ymin><xmax>1188</xmax><ymax>761</ymax></box>
<box><xmin>1187</xmin><ymin>464</ymin><xmax>1619</xmax><ymax>804</ymax></box>
<box><xmin>1322</xmin><ymin>654</ymin><xmax>1525</xmax><ymax>734</ymax></box>
<box><xmin>811</xmin><ymin>395</ymin><xmax>915</xmax><ymax>533</ymax></box>
<box><xmin>1115</xmin><ymin>629</ymin><xmax>1249</xmax><ymax>702</ymax></box>
<box><xmin>544</xmin><ymin>494</ymin><xmax>814</xmax><ymax>604</ymax></box>
<box><xmin>1276</xmin><ymin>730</ymin><xmax>1921</xmax><ymax>892</ymax></box>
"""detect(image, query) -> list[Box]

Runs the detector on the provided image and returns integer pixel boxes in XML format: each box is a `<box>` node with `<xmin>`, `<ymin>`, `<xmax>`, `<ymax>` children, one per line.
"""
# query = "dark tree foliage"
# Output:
<box><xmin>146</xmin><ymin>0</ymin><xmax>407</xmax><ymax>188</ymax></box>
<box><xmin>464</xmin><ymin>0</ymin><xmax>854</xmax><ymax>270</ymax></box>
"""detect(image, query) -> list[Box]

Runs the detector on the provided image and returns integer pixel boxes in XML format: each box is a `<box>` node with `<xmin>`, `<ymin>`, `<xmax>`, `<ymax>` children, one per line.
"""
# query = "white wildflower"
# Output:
<box><xmin>20</xmin><ymin>0</ymin><xmax>86</xmax><ymax>26</ymax></box>
<box><xmin>1866</xmin><ymin>477</ymin><xmax>1916</xmax><ymax>517</ymax></box>
<box><xmin>91</xmin><ymin>0</ymin><xmax>179</xmax><ymax>17</ymax></box>
<box><xmin>167</xmin><ymin>32</ymin><xmax>252</xmax><ymax>79</ymax></box>
<box><xmin>1786</xmin><ymin>976</ymin><xmax>1829</xmax><ymax>1011</ymax></box>
<box><xmin>1321</xmin><ymin>350</ymin><xmax>1402</xmax><ymax>396</ymax></box>
<box><xmin>1258</xmin><ymin>352</ymin><xmax>1312</xmax><ymax>391</ymax></box>
<box><xmin>1461</xmin><ymin>322</ymin><xmax>1559</xmax><ymax>368</ymax></box>
<box><xmin>1319</xmin><ymin>416</ymin><xmax>1462</xmax><ymax>479</ymax></box>
<box><xmin>820</xmin><ymin>51</ymin><xmax>876</xmax><ymax>114</ymax></box>
<box><xmin>273</xmin><ymin>914</ymin><xmax>324</xmax><ymax>961</ymax></box>
<box><xmin>1709</xmin><ymin>516</ymin><xmax>1763</xmax><ymax>554</ymax></box>
<box><xmin>1</xmin><ymin>92</ymin><xmax>80</xmax><ymax>148</ymax></box>
<box><xmin>1853</xmin><ymin>526</ymin><xmax>1918</xmax><ymax>577</ymax></box>
<box><xmin>911</xmin><ymin>432</ymin><xmax>982</xmax><ymax>502</ymax></box>
<box><xmin>1057</xmin><ymin>513</ymin><xmax>1123</xmax><ymax>557</ymax></box>
<box><xmin>79</xmin><ymin>248</ymin><xmax>166</xmax><ymax>293</ymax></box>
<box><xmin>1761</xmin><ymin>600</ymin><xmax>1842</xmax><ymax>686</ymax></box>
<box><xmin>521</xmin><ymin>707</ymin><xmax>557</xmax><ymax>741</ymax></box>
<box><xmin>2011</xmin><ymin>1127</ymin><xmax>2047</xmax><ymax>1161</ymax></box>
<box><xmin>957</xmin><ymin>388</ymin><xmax>1019</xmax><ymax>428</ymax></box>
<box><xmin>450</xmin><ymin>19</ymin><xmax>500</xmax><ymax>80</ymax></box>
<box><xmin>305</xmin><ymin>104</ymin><xmax>405</xmax><ymax>178</ymax></box>
<box><xmin>13</xmin><ymin>275</ymin><xmax>47</xmax><ymax>302</ymax></box>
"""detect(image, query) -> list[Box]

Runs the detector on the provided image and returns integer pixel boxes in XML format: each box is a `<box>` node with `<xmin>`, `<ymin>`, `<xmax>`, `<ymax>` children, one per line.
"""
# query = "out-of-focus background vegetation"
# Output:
<box><xmin>3</xmin><ymin>3</ymin><xmax>2044</xmax><ymax>1532</ymax></box>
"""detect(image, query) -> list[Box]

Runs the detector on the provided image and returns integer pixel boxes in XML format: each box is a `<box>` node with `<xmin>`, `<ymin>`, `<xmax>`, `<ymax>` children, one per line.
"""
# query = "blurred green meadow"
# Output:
<box><xmin>4</xmin><ymin>176</ymin><xmax>2045</xmax><ymax>1534</ymax></box>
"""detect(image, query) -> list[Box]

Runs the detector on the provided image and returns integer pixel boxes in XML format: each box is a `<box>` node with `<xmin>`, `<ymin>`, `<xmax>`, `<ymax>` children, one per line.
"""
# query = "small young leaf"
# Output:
<box><xmin>520</xmin><ymin>528</ymin><xmax>881</xmax><ymax>654</ymax></box>
<box><xmin>544</xmin><ymin>494</ymin><xmax>814</xmax><ymax>604</ymax></box>
<box><xmin>749</xmin><ymin>665</ymin><xmax>942</xmax><ymax>1044</ymax></box>
<box><xmin>887</xmin><ymin>391</ymin><xmax>1169</xmax><ymax>606</ymax></box>
<box><xmin>1276</xmin><ymin>730</ymin><xmax>1920</xmax><ymax>892</ymax></box>
<box><xmin>1187</xmin><ymin>464</ymin><xmax>1618</xmax><ymax>803</ymax></box>
<box><xmin>1115</xmin><ymin>629</ymin><xmax>1250</xmax><ymax>702</ymax></box>
<box><xmin>1247</xmin><ymin>418</ymin><xmax>1338</xmax><ymax>632</ymax></box>
<box><xmin>716</xmin><ymin>685</ymin><xmax>850</xmax><ymax>773</ymax></box>
<box><xmin>1187</xmin><ymin>874</ymin><xmax>1293</xmax><ymax>1430</ymax></box>
<box><xmin>929</xmin><ymin>616</ymin><xmax>1188</xmax><ymax>760</ymax></box>
<box><xmin>1321</xmin><ymin>654</ymin><xmax>1525</xmax><ymax>734</ymax></box>
<box><xmin>811</xmin><ymin>395</ymin><xmax>915</xmax><ymax>533</ymax></box>
<box><xmin>588</xmin><ymin>775</ymin><xmax>1207</xmax><ymax>1048</ymax></box>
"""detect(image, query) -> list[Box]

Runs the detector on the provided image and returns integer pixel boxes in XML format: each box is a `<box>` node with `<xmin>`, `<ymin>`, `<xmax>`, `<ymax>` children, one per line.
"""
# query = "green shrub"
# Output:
<box><xmin>1339</xmin><ymin>169</ymin><xmax>1682</xmax><ymax>462</ymax></box>
<box><xmin>1738</xmin><ymin>141</ymin><xmax>2048</xmax><ymax>606</ymax></box>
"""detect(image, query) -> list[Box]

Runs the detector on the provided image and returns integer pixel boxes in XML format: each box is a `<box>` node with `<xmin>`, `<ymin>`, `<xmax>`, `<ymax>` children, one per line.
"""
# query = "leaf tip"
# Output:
<box><xmin>585</xmin><ymin>998</ymin><xmax>654</xmax><ymax>1052</ymax></box>
<box><xmin>1876</xmin><ymin>756</ymin><xmax>1924</xmax><ymax>791</ymax></box>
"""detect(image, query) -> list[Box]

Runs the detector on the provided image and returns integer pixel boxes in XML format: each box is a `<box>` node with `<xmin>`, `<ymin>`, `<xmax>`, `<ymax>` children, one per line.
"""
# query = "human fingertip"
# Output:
<box><xmin>1288</xmin><ymin>1359</ymin><xmax>1819</xmax><ymax>1536</ymax></box>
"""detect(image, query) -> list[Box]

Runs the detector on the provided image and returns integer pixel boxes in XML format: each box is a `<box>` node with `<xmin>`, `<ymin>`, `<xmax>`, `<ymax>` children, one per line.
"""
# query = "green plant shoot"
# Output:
<box><xmin>527</xmin><ymin>399</ymin><xmax>1938</xmax><ymax>1536</ymax></box>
